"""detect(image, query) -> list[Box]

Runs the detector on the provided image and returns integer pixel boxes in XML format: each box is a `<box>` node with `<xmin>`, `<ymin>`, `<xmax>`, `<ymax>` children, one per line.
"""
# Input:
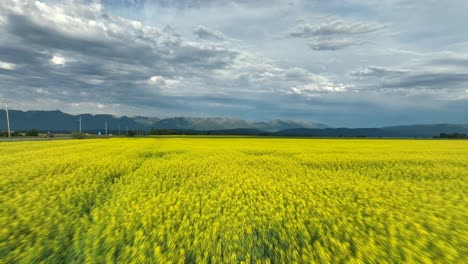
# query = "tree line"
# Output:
<box><xmin>0</xmin><ymin>129</ymin><xmax>39</xmax><ymax>137</ymax></box>
<box><xmin>434</xmin><ymin>133</ymin><xmax>467</xmax><ymax>139</ymax></box>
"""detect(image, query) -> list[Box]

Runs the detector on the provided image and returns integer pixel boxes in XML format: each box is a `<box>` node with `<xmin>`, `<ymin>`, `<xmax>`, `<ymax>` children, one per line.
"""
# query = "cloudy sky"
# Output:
<box><xmin>0</xmin><ymin>0</ymin><xmax>467</xmax><ymax>127</ymax></box>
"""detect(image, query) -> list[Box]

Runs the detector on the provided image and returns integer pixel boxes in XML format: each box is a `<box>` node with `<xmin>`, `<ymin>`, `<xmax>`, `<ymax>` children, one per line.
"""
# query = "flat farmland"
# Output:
<box><xmin>1</xmin><ymin>138</ymin><xmax>467</xmax><ymax>263</ymax></box>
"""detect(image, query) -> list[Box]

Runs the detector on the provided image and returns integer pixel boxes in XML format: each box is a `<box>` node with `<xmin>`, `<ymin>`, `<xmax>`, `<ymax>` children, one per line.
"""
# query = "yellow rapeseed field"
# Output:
<box><xmin>1</xmin><ymin>138</ymin><xmax>467</xmax><ymax>263</ymax></box>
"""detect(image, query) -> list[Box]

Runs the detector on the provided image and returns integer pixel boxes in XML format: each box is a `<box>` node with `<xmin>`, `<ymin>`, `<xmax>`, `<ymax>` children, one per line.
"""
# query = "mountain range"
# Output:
<box><xmin>0</xmin><ymin>110</ymin><xmax>327</xmax><ymax>133</ymax></box>
<box><xmin>274</xmin><ymin>125</ymin><xmax>468</xmax><ymax>138</ymax></box>
<box><xmin>1</xmin><ymin>110</ymin><xmax>467</xmax><ymax>138</ymax></box>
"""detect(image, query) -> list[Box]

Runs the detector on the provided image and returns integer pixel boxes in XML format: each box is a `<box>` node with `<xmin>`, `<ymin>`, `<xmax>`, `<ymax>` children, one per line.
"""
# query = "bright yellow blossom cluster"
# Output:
<box><xmin>1</xmin><ymin>138</ymin><xmax>467</xmax><ymax>263</ymax></box>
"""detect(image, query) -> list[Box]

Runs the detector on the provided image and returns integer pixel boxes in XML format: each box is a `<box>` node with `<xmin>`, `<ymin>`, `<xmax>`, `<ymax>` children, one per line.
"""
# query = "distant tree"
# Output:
<box><xmin>0</xmin><ymin>131</ymin><xmax>21</xmax><ymax>137</ymax></box>
<box><xmin>438</xmin><ymin>133</ymin><xmax>467</xmax><ymax>139</ymax></box>
<box><xmin>71</xmin><ymin>132</ymin><xmax>86</xmax><ymax>139</ymax></box>
<box><xmin>11</xmin><ymin>131</ymin><xmax>22</xmax><ymax>137</ymax></box>
<box><xmin>127</xmin><ymin>130</ymin><xmax>136</xmax><ymax>137</ymax></box>
<box><xmin>25</xmin><ymin>129</ymin><xmax>39</xmax><ymax>137</ymax></box>
<box><xmin>150</xmin><ymin>129</ymin><xmax>178</xmax><ymax>135</ymax></box>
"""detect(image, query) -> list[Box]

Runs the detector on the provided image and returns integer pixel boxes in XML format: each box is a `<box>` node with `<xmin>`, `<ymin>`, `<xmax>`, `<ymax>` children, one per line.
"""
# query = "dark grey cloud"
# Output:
<box><xmin>0</xmin><ymin>0</ymin><xmax>237</xmax><ymax>114</ymax></box>
<box><xmin>4</xmin><ymin>12</ymin><xmax>237</xmax><ymax>74</ymax></box>
<box><xmin>429</xmin><ymin>57</ymin><xmax>468</xmax><ymax>68</ymax></box>
<box><xmin>1</xmin><ymin>1</ymin><xmax>242</xmax><ymax>74</ymax></box>
<box><xmin>0</xmin><ymin>0</ymin><xmax>467</xmax><ymax>126</ymax></box>
<box><xmin>102</xmin><ymin>0</ymin><xmax>280</xmax><ymax>9</ymax></box>
<box><xmin>0</xmin><ymin>0</ymin><xmax>345</xmax><ymax>118</ymax></box>
<box><xmin>307</xmin><ymin>37</ymin><xmax>365</xmax><ymax>51</ymax></box>
<box><xmin>193</xmin><ymin>26</ymin><xmax>225</xmax><ymax>41</ymax></box>
<box><xmin>350</xmin><ymin>66</ymin><xmax>410</xmax><ymax>77</ymax></box>
<box><xmin>383</xmin><ymin>72</ymin><xmax>468</xmax><ymax>90</ymax></box>
<box><xmin>350</xmin><ymin>56</ymin><xmax>468</xmax><ymax>99</ymax></box>
<box><xmin>284</xmin><ymin>17</ymin><xmax>383</xmax><ymax>51</ymax></box>
<box><xmin>288</xmin><ymin>19</ymin><xmax>382</xmax><ymax>38</ymax></box>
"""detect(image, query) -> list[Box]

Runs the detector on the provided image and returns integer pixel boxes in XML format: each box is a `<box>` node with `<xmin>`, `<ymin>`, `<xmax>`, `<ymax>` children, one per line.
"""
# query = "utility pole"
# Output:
<box><xmin>3</xmin><ymin>99</ymin><xmax>11</xmax><ymax>138</ymax></box>
<box><xmin>105</xmin><ymin>121</ymin><xmax>108</xmax><ymax>136</ymax></box>
<box><xmin>79</xmin><ymin>116</ymin><xmax>82</xmax><ymax>133</ymax></box>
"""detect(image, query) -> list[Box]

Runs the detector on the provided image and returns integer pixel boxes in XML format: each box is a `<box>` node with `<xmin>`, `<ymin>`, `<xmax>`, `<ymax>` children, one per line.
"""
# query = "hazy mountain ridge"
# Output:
<box><xmin>0</xmin><ymin>110</ymin><xmax>150</xmax><ymax>132</ymax></box>
<box><xmin>253</xmin><ymin>119</ymin><xmax>328</xmax><ymax>131</ymax></box>
<box><xmin>154</xmin><ymin>117</ymin><xmax>253</xmax><ymax>131</ymax></box>
<box><xmin>274</xmin><ymin>124</ymin><xmax>468</xmax><ymax>138</ymax></box>
<box><xmin>0</xmin><ymin>110</ymin><xmax>327</xmax><ymax>132</ymax></box>
<box><xmin>381</xmin><ymin>124</ymin><xmax>468</xmax><ymax>137</ymax></box>
<box><xmin>154</xmin><ymin>117</ymin><xmax>328</xmax><ymax>131</ymax></box>
<box><xmin>1</xmin><ymin>110</ymin><xmax>466</xmax><ymax>137</ymax></box>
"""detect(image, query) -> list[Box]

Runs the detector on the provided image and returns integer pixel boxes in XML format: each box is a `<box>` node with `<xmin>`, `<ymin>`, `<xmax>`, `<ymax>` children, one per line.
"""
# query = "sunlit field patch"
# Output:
<box><xmin>1</xmin><ymin>138</ymin><xmax>467</xmax><ymax>263</ymax></box>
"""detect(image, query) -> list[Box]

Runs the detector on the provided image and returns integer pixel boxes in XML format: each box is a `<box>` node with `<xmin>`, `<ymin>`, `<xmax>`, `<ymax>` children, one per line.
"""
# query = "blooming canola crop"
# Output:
<box><xmin>1</xmin><ymin>138</ymin><xmax>467</xmax><ymax>263</ymax></box>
